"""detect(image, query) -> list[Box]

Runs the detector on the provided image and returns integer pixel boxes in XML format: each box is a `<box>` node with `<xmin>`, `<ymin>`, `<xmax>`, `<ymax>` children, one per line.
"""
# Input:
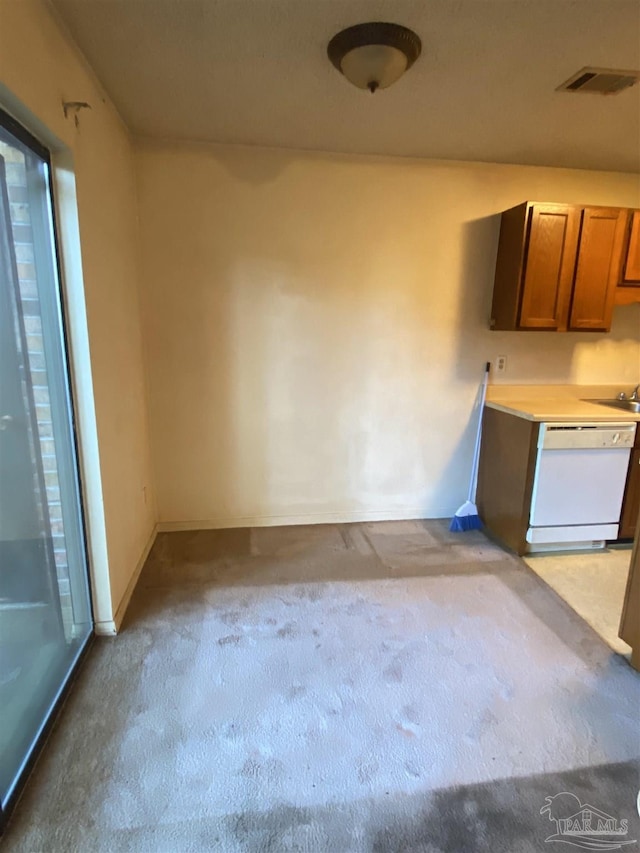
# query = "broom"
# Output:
<box><xmin>450</xmin><ymin>362</ymin><xmax>490</xmax><ymax>532</ymax></box>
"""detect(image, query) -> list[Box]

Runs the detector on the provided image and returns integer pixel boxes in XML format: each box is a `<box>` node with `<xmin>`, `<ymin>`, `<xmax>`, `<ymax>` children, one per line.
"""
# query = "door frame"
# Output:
<box><xmin>0</xmin><ymin>86</ymin><xmax>115</xmax><ymax>630</ymax></box>
<box><xmin>0</xmin><ymin>106</ymin><xmax>95</xmax><ymax>827</ymax></box>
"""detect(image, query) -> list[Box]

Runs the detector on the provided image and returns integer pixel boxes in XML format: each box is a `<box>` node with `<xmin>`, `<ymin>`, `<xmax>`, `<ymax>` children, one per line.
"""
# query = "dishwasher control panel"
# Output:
<box><xmin>539</xmin><ymin>422</ymin><xmax>636</xmax><ymax>450</ymax></box>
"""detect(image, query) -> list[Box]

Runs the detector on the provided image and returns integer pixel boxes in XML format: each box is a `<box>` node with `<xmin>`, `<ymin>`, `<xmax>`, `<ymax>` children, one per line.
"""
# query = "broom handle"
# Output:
<box><xmin>468</xmin><ymin>363</ymin><xmax>490</xmax><ymax>503</ymax></box>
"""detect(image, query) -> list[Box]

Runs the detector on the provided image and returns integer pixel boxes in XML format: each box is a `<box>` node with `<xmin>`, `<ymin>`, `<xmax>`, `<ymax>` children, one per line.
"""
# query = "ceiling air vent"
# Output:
<box><xmin>557</xmin><ymin>67</ymin><xmax>640</xmax><ymax>95</ymax></box>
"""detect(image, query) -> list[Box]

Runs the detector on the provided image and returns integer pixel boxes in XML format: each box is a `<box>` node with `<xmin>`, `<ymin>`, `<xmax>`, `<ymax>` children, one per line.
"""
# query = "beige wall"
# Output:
<box><xmin>136</xmin><ymin>141</ymin><xmax>640</xmax><ymax>527</ymax></box>
<box><xmin>0</xmin><ymin>0</ymin><xmax>156</xmax><ymax>628</ymax></box>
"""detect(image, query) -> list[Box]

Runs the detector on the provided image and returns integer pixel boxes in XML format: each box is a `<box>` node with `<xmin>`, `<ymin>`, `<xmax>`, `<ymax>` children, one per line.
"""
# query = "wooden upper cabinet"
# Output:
<box><xmin>620</xmin><ymin>209</ymin><xmax>640</xmax><ymax>285</ymax></box>
<box><xmin>490</xmin><ymin>201</ymin><xmax>629</xmax><ymax>332</ymax></box>
<box><xmin>519</xmin><ymin>205</ymin><xmax>580</xmax><ymax>330</ymax></box>
<box><xmin>569</xmin><ymin>207</ymin><xmax>627</xmax><ymax>331</ymax></box>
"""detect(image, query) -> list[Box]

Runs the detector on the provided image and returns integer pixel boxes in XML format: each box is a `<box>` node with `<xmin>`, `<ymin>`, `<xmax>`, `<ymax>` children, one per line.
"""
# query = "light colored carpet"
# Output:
<box><xmin>3</xmin><ymin>520</ymin><xmax>639</xmax><ymax>852</ymax></box>
<box><xmin>523</xmin><ymin>548</ymin><xmax>633</xmax><ymax>657</ymax></box>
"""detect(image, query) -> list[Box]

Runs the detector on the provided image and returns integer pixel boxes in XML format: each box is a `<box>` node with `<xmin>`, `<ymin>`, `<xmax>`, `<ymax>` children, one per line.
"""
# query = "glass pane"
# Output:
<box><xmin>0</xmin><ymin>120</ymin><xmax>92</xmax><ymax>807</ymax></box>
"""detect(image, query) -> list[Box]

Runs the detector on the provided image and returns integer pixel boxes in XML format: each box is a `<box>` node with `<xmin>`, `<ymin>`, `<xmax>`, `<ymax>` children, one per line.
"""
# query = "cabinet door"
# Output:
<box><xmin>569</xmin><ymin>207</ymin><xmax>628</xmax><ymax>331</ymax></box>
<box><xmin>519</xmin><ymin>204</ymin><xmax>581</xmax><ymax>330</ymax></box>
<box><xmin>620</xmin><ymin>210</ymin><xmax>640</xmax><ymax>285</ymax></box>
<box><xmin>619</xmin><ymin>448</ymin><xmax>640</xmax><ymax>539</ymax></box>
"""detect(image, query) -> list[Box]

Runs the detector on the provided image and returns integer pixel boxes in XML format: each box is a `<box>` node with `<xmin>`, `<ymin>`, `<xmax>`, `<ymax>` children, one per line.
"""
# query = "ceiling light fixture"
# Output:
<box><xmin>327</xmin><ymin>22</ymin><xmax>421</xmax><ymax>93</ymax></box>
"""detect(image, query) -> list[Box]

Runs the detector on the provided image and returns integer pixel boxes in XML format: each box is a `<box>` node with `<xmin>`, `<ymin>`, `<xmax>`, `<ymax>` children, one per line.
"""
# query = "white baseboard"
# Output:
<box><xmin>157</xmin><ymin>507</ymin><xmax>452</xmax><ymax>533</ymax></box>
<box><xmin>94</xmin><ymin>619</ymin><xmax>118</xmax><ymax>637</ymax></box>
<box><xmin>94</xmin><ymin>523</ymin><xmax>158</xmax><ymax>636</ymax></box>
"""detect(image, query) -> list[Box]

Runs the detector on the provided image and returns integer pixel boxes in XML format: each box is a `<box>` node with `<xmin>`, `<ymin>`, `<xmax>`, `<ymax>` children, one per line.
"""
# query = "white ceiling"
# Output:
<box><xmin>51</xmin><ymin>0</ymin><xmax>640</xmax><ymax>172</ymax></box>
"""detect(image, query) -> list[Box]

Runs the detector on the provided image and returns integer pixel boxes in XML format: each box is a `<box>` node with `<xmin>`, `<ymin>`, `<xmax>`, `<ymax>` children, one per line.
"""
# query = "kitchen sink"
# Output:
<box><xmin>585</xmin><ymin>398</ymin><xmax>640</xmax><ymax>413</ymax></box>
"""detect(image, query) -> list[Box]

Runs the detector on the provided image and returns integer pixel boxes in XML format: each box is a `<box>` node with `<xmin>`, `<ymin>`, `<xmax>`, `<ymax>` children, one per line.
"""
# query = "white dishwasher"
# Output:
<box><xmin>527</xmin><ymin>421</ymin><xmax>635</xmax><ymax>550</ymax></box>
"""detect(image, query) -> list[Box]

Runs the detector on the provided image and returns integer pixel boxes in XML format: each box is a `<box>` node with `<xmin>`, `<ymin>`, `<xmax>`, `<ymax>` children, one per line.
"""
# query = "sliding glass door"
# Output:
<box><xmin>0</xmin><ymin>112</ymin><xmax>92</xmax><ymax>809</ymax></box>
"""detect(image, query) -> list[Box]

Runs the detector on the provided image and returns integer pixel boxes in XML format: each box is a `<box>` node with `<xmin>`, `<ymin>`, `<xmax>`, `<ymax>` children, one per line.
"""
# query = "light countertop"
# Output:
<box><xmin>485</xmin><ymin>384</ymin><xmax>640</xmax><ymax>423</ymax></box>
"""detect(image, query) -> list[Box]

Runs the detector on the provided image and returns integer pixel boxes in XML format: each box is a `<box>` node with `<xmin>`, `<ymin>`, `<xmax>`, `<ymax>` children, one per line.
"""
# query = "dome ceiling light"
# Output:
<box><xmin>327</xmin><ymin>22</ymin><xmax>422</xmax><ymax>93</ymax></box>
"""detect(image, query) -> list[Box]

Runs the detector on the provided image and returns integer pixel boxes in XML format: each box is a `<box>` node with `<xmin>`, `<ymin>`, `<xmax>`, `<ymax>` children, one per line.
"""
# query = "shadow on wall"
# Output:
<box><xmin>207</xmin><ymin>142</ymin><xmax>296</xmax><ymax>185</ymax></box>
<box><xmin>452</xmin><ymin>214</ymin><xmax>502</xmax><ymax>383</ymax></box>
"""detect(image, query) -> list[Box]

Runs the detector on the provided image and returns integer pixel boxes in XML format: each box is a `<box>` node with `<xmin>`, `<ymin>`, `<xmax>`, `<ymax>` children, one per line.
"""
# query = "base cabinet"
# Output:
<box><xmin>476</xmin><ymin>407</ymin><xmax>539</xmax><ymax>555</ymax></box>
<box><xmin>619</xmin><ymin>448</ymin><xmax>640</xmax><ymax>540</ymax></box>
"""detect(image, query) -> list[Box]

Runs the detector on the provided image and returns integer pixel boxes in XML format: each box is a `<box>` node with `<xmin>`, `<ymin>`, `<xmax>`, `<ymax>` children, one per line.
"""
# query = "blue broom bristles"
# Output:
<box><xmin>449</xmin><ymin>513</ymin><xmax>482</xmax><ymax>532</ymax></box>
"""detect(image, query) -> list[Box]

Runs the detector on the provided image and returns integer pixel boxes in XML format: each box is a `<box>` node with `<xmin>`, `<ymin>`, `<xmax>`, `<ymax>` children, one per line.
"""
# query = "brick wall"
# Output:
<box><xmin>1</xmin><ymin>142</ymin><xmax>72</xmax><ymax>627</ymax></box>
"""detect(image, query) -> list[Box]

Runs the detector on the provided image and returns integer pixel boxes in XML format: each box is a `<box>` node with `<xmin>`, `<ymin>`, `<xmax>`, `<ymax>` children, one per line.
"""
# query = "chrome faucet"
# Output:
<box><xmin>617</xmin><ymin>385</ymin><xmax>640</xmax><ymax>401</ymax></box>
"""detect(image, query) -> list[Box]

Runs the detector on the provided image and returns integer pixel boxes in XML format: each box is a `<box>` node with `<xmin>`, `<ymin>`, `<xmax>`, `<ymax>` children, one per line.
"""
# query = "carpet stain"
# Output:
<box><xmin>465</xmin><ymin>708</ymin><xmax>498</xmax><ymax>742</ymax></box>
<box><xmin>217</xmin><ymin>633</ymin><xmax>242</xmax><ymax>646</ymax></box>
<box><xmin>357</xmin><ymin>757</ymin><xmax>380</xmax><ymax>785</ymax></box>
<box><xmin>293</xmin><ymin>585</ymin><xmax>323</xmax><ymax>602</ymax></box>
<box><xmin>382</xmin><ymin>660</ymin><xmax>403</xmax><ymax>683</ymax></box>
<box><xmin>219</xmin><ymin>609</ymin><xmax>244</xmax><ymax>626</ymax></box>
